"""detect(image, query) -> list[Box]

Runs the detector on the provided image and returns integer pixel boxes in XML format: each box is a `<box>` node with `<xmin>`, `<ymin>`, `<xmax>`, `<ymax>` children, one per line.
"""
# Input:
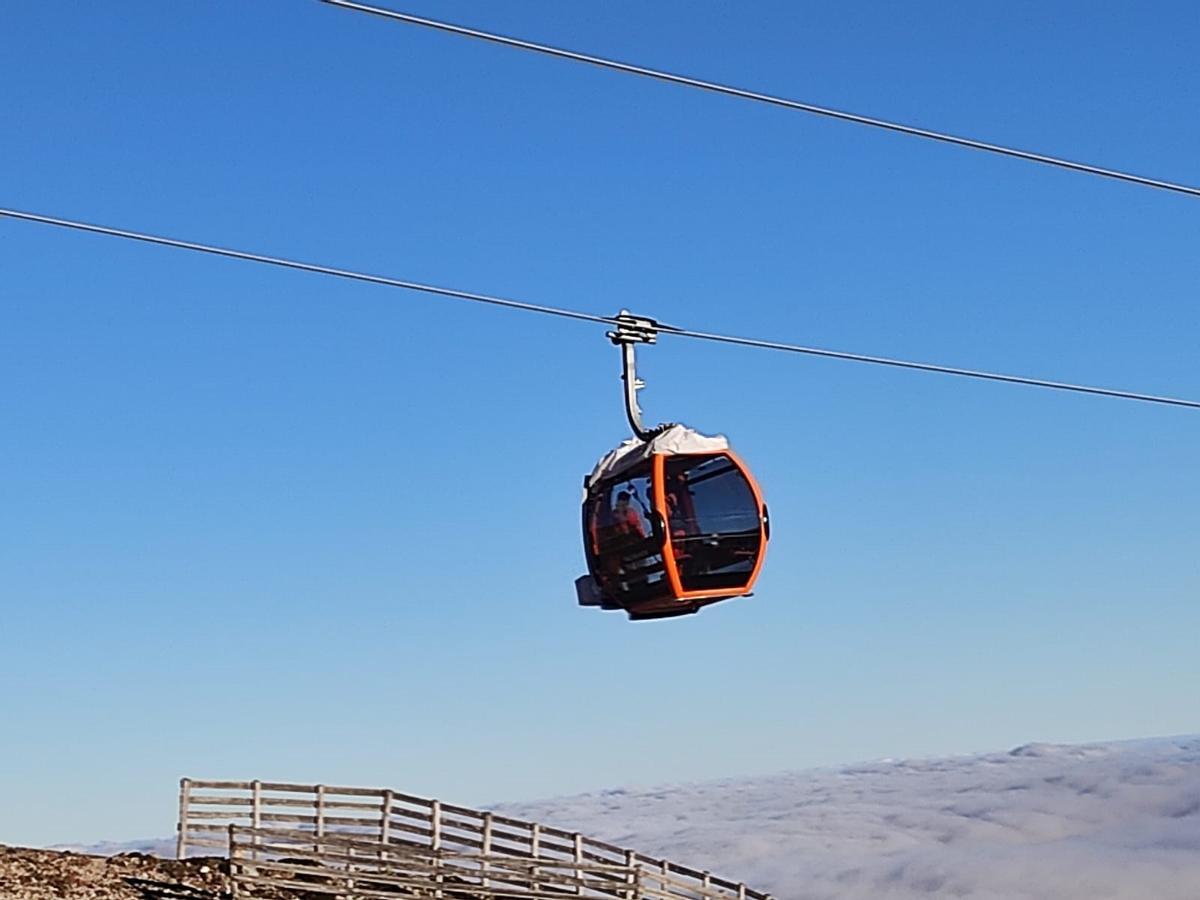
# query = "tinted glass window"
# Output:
<box><xmin>664</xmin><ymin>455</ymin><xmax>762</xmax><ymax>592</ymax></box>
<box><xmin>586</xmin><ymin>467</ymin><xmax>668</xmax><ymax>602</ymax></box>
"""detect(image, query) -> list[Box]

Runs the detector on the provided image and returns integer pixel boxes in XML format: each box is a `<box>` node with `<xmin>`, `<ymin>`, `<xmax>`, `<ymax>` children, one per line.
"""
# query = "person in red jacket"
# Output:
<box><xmin>612</xmin><ymin>491</ymin><xmax>646</xmax><ymax>539</ymax></box>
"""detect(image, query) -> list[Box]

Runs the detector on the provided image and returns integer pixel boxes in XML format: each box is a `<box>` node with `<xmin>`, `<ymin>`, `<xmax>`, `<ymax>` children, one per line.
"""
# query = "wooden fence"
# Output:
<box><xmin>179</xmin><ymin>779</ymin><xmax>771</xmax><ymax>900</ymax></box>
<box><xmin>228</xmin><ymin>825</ymin><xmax>746</xmax><ymax>900</ymax></box>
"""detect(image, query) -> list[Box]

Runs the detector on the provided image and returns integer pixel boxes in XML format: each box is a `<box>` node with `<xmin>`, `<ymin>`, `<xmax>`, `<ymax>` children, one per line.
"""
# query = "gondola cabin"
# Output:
<box><xmin>577</xmin><ymin>425</ymin><xmax>769</xmax><ymax>620</ymax></box>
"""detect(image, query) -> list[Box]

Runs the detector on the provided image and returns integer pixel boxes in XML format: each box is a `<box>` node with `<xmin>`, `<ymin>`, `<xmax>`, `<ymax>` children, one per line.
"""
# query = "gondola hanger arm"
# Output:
<box><xmin>607</xmin><ymin>310</ymin><xmax>672</xmax><ymax>441</ymax></box>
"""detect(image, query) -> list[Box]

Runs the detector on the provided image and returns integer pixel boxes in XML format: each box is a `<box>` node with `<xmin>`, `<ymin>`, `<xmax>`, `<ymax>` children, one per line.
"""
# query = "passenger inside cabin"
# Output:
<box><xmin>612</xmin><ymin>490</ymin><xmax>646</xmax><ymax>538</ymax></box>
<box><xmin>664</xmin><ymin>474</ymin><xmax>691</xmax><ymax>538</ymax></box>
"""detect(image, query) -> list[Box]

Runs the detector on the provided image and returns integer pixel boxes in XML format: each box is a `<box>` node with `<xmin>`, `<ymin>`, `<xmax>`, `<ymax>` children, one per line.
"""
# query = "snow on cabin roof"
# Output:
<box><xmin>585</xmin><ymin>424</ymin><xmax>729</xmax><ymax>490</ymax></box>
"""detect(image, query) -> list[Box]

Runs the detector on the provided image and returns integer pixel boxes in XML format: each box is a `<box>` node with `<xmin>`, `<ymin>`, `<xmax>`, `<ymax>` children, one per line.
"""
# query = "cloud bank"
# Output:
<box><xmin>59</xmin><ymin>736</ymin><xmax>1199</xmax><ymax>898</ymax></box>
<box><xmin>494</xmin><ymin>736</ymin><xmax>1200</xmax><ymax>899</ymax></box>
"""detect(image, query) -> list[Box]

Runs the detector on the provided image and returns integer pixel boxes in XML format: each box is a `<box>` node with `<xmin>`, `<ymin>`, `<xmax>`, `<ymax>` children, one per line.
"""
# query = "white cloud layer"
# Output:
<box><xmin>60</xmin><ymin>736</ymin><xmax>1200</xmax><ymax>899</ymax></box>
<box><xmin>494</xmin><ymin>736</ymin><xmax>1200</xmax><ymax>899</ymax></box>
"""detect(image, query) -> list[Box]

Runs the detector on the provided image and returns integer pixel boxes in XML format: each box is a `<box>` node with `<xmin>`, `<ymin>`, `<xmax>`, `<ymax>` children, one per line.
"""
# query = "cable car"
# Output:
<box><xmin>576</xmin><ymin>313</ymin><xmax>770</xmax><ymax>620</ymax></box>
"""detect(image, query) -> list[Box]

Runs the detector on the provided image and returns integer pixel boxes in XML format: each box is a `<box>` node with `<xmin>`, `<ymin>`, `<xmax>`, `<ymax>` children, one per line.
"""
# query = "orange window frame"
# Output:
<box><xmin>652</xmin><ymin>451</ymin><xmax>768</xmax><ymax>602</ymax></box>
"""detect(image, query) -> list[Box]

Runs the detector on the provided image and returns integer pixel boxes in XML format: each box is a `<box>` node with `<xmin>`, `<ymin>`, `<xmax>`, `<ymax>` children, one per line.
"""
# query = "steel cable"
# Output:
<box><xmin>317</xmin><ymin>0</ymin><xmax>1200</xmax><ymax>201</ymax></box>
<box><xmin>4</xmin><ymin>206</ymin><xmax>1198</xmax><ymax>410</ymax></box>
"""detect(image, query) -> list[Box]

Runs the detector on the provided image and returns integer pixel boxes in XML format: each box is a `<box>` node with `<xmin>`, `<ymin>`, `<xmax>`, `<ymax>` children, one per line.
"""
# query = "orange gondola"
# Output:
<box><xmin>576</xmin><ymin>313</ymin><xmax>770</xmax><ymax>620</ymax></box>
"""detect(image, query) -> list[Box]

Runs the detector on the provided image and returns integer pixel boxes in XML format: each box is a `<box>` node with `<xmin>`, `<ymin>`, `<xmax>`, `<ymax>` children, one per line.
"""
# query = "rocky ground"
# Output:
<box><xmin>0</xmin><ymin>846</ymin><xmax>230</xmax><ymax>900</ymax></box>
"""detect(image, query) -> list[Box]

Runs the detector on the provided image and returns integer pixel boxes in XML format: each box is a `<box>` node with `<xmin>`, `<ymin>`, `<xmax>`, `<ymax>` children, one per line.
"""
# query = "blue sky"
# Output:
<box><xmin>2</xmin><ymin>0</ymin><xmax>1198</xmax><ymax>846</ymax></box>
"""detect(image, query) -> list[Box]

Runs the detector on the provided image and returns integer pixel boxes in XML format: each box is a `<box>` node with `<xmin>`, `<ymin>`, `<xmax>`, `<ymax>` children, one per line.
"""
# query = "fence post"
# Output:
<box><xmin>342</xmin><ymin>832</ymin><xmax>355</xmax><ymax>897</ymax></box>
<box><xmin>572</xmin><ymin>833</ymin><xmax>584</xmax><ymax>895</ymax></box>
<box><xmin>315</xmin><ymin>784</ymin><xmax>326</xmax><ymax>853</ymax></box>
<box><xmin>530</xmin><ymin>823</ymin><xmax>541</xmax><ymax>890</ymax></box>
<box><xmin>430</xmin><ymin>799</ymin><xmax>442</xmax><ymax>850</ymax></box>
<box><xmin>251</xmin><ymin>780</ymin><xmax>262</xmax><ymax>862</ymax></box>
<box><xmin>624</xmin><ymin>850</ymin><xmax>636</xmax><ymax>900</ymax></box>
<box><xmin>176</xmin><ymin>778</ymin><xmax>191</xmax><ymax>860</ymax></box>
<box><xmin>381</xmin><ymin>790</ymin><xmax>393</xmax><ymax>860</ymax></box>
<box><xmin>227</xmin><ymin>825</ymin><xmax>238</xmax><ymax>898</ymax></box>
<box><xmin>737</xmin><ymin>884</ymin><xmax>747</xmax><ymax>900</ymax></box>
<box><xmin>482</xmin><ymin>812</ymin><xmax>493</xmax><ymax>889</ymax></box>
<box><xmin>431</xmin><ymin>800</ymin><xmax>443</xmax><ymax>899</ymax></box>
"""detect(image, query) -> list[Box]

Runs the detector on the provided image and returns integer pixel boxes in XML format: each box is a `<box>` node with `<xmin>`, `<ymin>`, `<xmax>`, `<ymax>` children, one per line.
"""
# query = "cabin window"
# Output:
<box><xmin>586</xmin><ymin>466</ymin><xmax>667</xmax><ymax>600</ymax></box>
<box><xmin>664</xmin><ymin>455</ymin><xmax>761</xmax><ymax>592</ymax></box>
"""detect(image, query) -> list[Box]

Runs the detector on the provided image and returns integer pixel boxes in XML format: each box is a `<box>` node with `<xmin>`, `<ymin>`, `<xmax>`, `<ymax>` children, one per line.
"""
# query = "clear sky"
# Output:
<box><xmin>2</xmin><ymin>0</ymin><xmax>1198</xmax><ymax>847</ymax></box>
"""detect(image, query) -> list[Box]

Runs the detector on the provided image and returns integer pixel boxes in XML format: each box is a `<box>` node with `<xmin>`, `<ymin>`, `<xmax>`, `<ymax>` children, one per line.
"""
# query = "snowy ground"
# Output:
<box><xmin>61</xmin><ymin>735</ymin><xmax>1200</xmax><ymax>899</ymax></box>
<box><xmin>494</xmin><ymin>736</ymin><xmax>1200</xmax><ymax>900</ymax></box>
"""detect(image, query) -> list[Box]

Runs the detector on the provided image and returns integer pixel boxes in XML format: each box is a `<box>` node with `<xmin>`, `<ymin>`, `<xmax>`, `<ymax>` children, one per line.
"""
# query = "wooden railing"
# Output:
<box><xmin>179</xmin><ymin>779</ymin><xmax>770</xmax><ymax>900</ymax></box>
<box><xmin>228</xmin><ymin>826</ymin><xmax>725</xmax><ymax>900</ymax></box>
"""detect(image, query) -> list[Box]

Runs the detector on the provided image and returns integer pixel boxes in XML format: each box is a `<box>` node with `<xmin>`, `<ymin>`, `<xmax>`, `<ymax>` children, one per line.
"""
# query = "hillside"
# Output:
<box><xmin>0</xmin><ymin>847</ymin><xmax>228</xmax><ymax>900</ymax></box>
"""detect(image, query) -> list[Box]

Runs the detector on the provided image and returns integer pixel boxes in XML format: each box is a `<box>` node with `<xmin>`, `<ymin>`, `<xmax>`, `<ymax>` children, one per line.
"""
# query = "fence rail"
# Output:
<box><xmin>228</xmin><ymin>825</ymin><xmax>742</xmax><ymax>900</ymax></box>
<box><xmin>180</xmin><ymin>778</ymin><xmax>770</xmax><ymax>900</ymax></box>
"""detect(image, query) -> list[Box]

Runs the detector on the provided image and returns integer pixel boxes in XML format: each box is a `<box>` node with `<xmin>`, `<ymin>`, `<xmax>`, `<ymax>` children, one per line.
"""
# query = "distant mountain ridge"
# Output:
<box><xmin>56</xmin><ymin>735</ymin><xmax>1200</xmax><ymax>899</ymax></box>
<box><xmin>50</xmin><ymin>838</ymin><xmax>176</xmax><ymax>858</ymax></box>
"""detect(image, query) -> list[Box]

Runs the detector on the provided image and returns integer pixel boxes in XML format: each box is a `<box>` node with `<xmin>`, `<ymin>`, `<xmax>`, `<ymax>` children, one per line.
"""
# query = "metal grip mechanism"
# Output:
<box><xmin>607</xmin><ymin>310</ymin><xmax>669</xmax><ymax>442</ymax></box>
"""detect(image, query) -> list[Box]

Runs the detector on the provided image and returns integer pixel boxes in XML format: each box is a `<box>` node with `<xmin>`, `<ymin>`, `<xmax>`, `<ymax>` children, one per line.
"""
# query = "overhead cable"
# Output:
<box><xmin>317</xmin><ymin>0</ymin><xmax>1200</xmax><ymax>201</ymax></box>
<box><xmin>0</xmin><ymin>208</ymin><xmax>609</xmax><ymax>326</ymax></box>
<box><xmin>3</xmin><ymin>206</ymin><xmax>1198</xmax><ymax>410</ymax></box>
<box><xmin>660</xmin><ymin>325</ymin><xmax>1200</xmax><ymax>409</ymax></box>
